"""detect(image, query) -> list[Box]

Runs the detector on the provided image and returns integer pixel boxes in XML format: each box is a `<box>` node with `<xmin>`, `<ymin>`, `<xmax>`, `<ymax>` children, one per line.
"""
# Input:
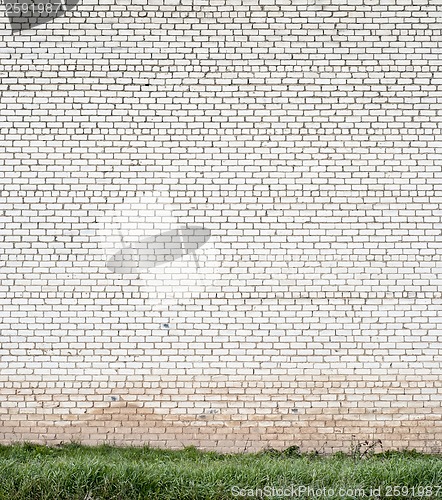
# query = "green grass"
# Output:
<box><xmin>0</xmin><ymin>443</ymin><xmax>441</xmax><ymax>499</ymax></box>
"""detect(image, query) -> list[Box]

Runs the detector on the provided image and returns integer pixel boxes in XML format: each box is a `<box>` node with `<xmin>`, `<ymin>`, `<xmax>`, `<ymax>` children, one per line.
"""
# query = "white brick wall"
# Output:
<box><xmin>1</xmin><ymin>0</ymin><xmax>442</xmax><ymax>452</ymax></box>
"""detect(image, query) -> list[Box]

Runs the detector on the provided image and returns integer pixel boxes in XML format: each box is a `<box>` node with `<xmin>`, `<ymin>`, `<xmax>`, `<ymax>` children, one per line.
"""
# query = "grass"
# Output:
<box><xmin>0</xmin><ymin>443</ymin><xmax>441</xmax><ymax>499</ymax></box>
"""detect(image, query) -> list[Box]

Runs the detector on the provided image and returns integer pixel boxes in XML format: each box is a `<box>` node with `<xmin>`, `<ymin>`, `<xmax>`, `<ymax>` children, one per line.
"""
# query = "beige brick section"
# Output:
<box><xmin>1</xmin><ymin>375</ymin><xmax>442</xmax><ymax>453</ymax></box>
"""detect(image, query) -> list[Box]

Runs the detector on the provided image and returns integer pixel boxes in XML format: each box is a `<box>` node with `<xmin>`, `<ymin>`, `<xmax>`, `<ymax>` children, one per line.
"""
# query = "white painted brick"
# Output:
<box><xmin>0</xmin><ymin>0</ymin><xmax>442</xmax><ymax>454</ymax></box>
